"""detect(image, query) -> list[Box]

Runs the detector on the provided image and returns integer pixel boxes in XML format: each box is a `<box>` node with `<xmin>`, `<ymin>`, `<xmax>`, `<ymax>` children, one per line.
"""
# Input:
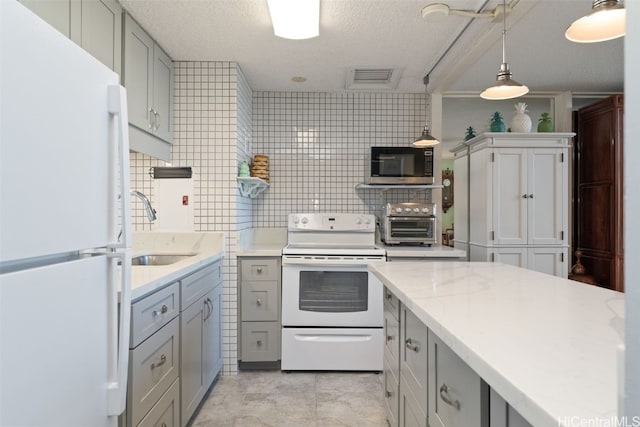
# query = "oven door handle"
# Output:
<box><xmin>293</xmin><ymin>333</ymin><xmax>375</xmax><ymax>343</ymax></box>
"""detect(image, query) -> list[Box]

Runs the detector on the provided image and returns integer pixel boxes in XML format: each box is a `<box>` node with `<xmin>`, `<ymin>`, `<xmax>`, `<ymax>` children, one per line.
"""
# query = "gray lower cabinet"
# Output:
<box><xmin>180</xmin><ymin>261</ymin><xmax>223</xmax><ymax>427</ymax></box>
<box><xmin>122</xmin><ymin>282</ymin><xmax>180</xmax><ymax>427</ymax></box>
<box><xmin>122</xmin><ymin>259</ymin><xmax>223</xmax><ymax>427</ymax></box>
<box><xmin>428</xmin><ymin>330</ymin><xmax>488</xmax><ymax>427</ymax></box>
<box><xmin>488</xmin><ymin>388</ymin><xmax>533</xmax><ymax>427</ymax></box>
<box><xmin>238</xmin><ymin>257</ymin><xmax>281</xmax><ymax>363</ymax></box>
<box><xmin>385</xmin><ymin>286</ymin><xmax>527</xmax><ymax>427</ymax></box>
<box><xmin>19</xmin><ymin>0</ymin><xmax>122</xmax><ymax>75</ymax></box>
<box><xmin>399</xmin><ymin>305</ymin><xmax>428</xmax><ymax>427</ymax></box>
<box><xmin>123</xmin><ymin>12</ymin><xmax>173</xmax><ymax>161</ymax></box>
<box><xmin>137</xmin><ymin>378</ymin><xmax>180</xmax><ymax>427</ymax></box>
<box><xmin>383</xmin><ymin>287</ymin><xmax>400</xmax><ymax>426</ymax></box>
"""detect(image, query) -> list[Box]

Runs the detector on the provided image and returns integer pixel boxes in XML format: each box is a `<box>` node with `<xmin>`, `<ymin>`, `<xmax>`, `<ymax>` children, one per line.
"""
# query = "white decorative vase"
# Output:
<box><xmin>511</xmin><ymin>102</ymin><xmax>532</xmax><ymax>133</ymax></box>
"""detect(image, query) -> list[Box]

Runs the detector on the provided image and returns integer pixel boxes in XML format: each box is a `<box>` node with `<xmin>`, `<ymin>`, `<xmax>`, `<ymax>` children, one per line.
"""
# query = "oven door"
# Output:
<box><xmin>281</xmin><ymin>260</ymin><xmax>383</xmax><ymax>327</ymax></box>
<box><xmin>384</xmin><ymin>216</ymin><xmax>437</xmax><ymax>244</ymax></box>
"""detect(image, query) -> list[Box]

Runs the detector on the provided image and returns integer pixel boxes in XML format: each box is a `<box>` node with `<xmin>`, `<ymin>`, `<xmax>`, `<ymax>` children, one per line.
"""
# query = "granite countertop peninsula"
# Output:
<box><xmin>369</xmin><ymin>261</ymin><xmax>624</xmax><ymax>427</ymax></box>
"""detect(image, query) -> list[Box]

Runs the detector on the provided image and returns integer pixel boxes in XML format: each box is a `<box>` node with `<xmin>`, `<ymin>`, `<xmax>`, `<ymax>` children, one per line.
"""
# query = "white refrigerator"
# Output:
<box><xmin>0</xmin><ymin>2</ymin><xmax>132</xmax><ymax>426</ymax></box>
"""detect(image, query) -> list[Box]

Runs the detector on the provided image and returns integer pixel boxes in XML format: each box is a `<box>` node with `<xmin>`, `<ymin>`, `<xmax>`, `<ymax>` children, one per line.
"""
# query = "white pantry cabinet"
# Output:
<box><xmin>123</xmin><ymin>12</ymin><xmax>174</xmax><ymax>161</ymax></box>
<box><xmin>19</xmin><ymin>0</ymin><xmax>122</xmax><ymax>75</ymax></box>
<box><xmin>458</xmin><ymin>133</ymin><xmax>574</xmax><ymax>277</ymax></box>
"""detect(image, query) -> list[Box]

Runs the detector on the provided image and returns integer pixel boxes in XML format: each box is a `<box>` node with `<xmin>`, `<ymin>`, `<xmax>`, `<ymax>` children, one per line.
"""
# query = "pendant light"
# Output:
<box><xmin>480</xmin><ymin>0</ymin><xmax>529</xmax><ymax>100</ymax></box>
<box><xmin>413</xmin><ymin>75</ymin><xmax>440</xmax><ymax>147</ymax></box>
<box><xmin>565</xmin><ymin>0</ymin><xmax>625</xmax><ymax>43</ymax></box>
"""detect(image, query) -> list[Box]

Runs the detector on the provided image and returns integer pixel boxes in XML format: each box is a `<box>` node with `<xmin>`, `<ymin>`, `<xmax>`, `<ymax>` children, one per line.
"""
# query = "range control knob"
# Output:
<box><xmin>404</xmin><ymin>207</ymin><xmax>411</xmax><ymax>213</ymax></box>
<box><xmin>413</xmin><ymin>208</ymin><xmax>420</xmax><ymax>213</ymax></box>
<box><xmin>364</xmin><ymin>218</ymin><xmax>371</xmax><ymax>224</ymax></box>
<box><xmin>422</xmin><ymin>207</ymin><xmax>430</xmax><ymax>213</ymax></box>
<box><xmin>301</xmin><ymin>217</ymin><xmax>308</xmax><ymax>224</ymax></box>
<box><xmin>293</xmin><ymin>217</ymin><xmax>300</xmax><ymax>224</ymax></box>
<box><xmin>356</xmin><ymin>218</ymin><xmax>362</xmax><ymax>225</ymax></box>
<box><xmin>395</xmin><ymin>207</ymin><xmax>403</xmax><ymax>213</ymax></box>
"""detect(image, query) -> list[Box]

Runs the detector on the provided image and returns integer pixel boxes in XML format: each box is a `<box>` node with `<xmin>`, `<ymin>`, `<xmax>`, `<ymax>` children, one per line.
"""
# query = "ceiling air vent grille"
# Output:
<box><xmin>346</xmin><ymin>67</ymin><xmax>403</xmax><ymax>90</ymax></box>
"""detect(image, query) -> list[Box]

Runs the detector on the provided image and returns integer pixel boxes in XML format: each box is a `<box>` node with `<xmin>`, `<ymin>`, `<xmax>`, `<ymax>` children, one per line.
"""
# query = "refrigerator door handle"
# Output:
<box><xmin>107</xmin><ymin>85</ymin><xmax>132</xmax><ymax>249</ymax></box>
<box><xmin>106</xmin><ymin>251</ymin><xmax>131</xmax><ymax>416</ymax></box>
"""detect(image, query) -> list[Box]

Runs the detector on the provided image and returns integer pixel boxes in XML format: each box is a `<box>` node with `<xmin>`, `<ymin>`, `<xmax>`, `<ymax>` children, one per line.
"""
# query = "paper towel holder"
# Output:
<box><xmin>150</xmin><ymin>167</ymin><xmax>192</xmax><ymax>179</ymax></box>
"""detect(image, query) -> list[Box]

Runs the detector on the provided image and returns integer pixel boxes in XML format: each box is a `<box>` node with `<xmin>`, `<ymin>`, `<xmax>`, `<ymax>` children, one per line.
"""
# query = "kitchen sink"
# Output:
<box><xmin>131</xmin><ymin>254</ymin><xmax>195</xmax><ymax>266</ymax></box>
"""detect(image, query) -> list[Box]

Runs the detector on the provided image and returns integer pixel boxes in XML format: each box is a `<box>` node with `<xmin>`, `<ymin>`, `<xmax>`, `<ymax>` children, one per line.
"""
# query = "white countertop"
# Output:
<box><xmin>130</xmin><ymin>231</ymin><xmax>225</xmax><ymax>301</ymax></box>
<box><xmin>369</xmin><ymin>261</ymin><xmax>624</xmax><ymax>427</ymax></box>
<box><xmin>236</xmin><ymin>227</ymin><xmax>286</xmax><ymax>257</ymax></box>
<box><xmin>381</xmin><ymin>243</ymin><xmax>466</xmax><ymax>258</ymax></box>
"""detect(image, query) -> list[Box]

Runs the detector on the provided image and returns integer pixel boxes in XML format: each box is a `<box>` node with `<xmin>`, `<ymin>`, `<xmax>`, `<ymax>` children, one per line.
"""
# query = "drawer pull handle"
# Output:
<box><xmin>257</xmin><ymin>340</ymin><xmax>262</xmax><ymax>346</ymax></box>
<box><xmin>161</xmin><ymin>423</ymin><xmax>167</xmax><ymax>427</ymax></box>
<box><xmin>385</xmin><ymin>391</ymin><xmax>393</xmax><ymax>398</ymax></box>
<box><xmin>385</xmin><ymin>292</ymin><xmax>392</xmax><ymax>300</ymax></box>
<box><xmin>151</xmin><ymin>354</ymin><xmax>167</xmax><ymax>370</ymax></box>
<box><xmin>387</xmin><ymin>334</ymin><xmax>394</xmax><ymax>342</ymax></box>
<box><xmin>153</xmin><ymin>305</ymin><xmax>168</xmax><ymax>317</ymax></box>
<box><xmin>405</xmin><ymin>338</ymin><xmax>419</xmax><ymax>352</ymax></box>
<box><xmin>439</xmin><ymin>384</ymin><xmax>461</xmax><ymax>410</ymax></box>
<box><xmin>256</xmin><ymin>298</ymin><xmax>263</xmax><ymax>306</ymax></box>
<box><xmin>256</xmin><ymin>267</ymin><xmax>263</xmax><ymax>274</ymax></box>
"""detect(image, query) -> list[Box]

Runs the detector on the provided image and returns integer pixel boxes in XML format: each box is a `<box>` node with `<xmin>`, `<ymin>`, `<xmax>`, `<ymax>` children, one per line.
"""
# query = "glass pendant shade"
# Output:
<box><xmin>267</xmin><ymin>0</ymin><xmax>320</xmax><ymax>40</ymax></box>
<box><xmin>413</xmin><ymin>126</ymin><xmax>439</xmax><ymax>147</ymax></box>
<box><xmin>565</xmin><ymin>0</ymin><xmax>625</xmax><ymax>43</ymax></box>
<box><xmin>480</xmin><ymin>63</ymin><xmax>529</xmax><ymax>100</ymax></box>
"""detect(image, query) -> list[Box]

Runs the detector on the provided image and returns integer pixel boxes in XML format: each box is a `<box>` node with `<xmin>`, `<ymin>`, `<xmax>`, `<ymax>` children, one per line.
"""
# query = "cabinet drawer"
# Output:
<box><xmin>428</xmin><ymin>330</ymin><xmax>487</xmax><ymax>427</ymax></box>
<box><xmin>130</xmin><ymin>282</ymin><xmax>179</xmax><ymax>348</ymax></box>
<box><xmin>384</xmin><ymin>308</ymin><xmax>400</xmax><ymax>377</ymax></box>
<box><xmin>240</xmin><ymin>321</ymin><xmax>280</xmax><ymax>362</ymax></box>
<box><xmin>136</xmin><ymin>377</ymin><xmax>180</xmax><ymax>427</ymax></box>
<box><xmin>241</xmin><ymin>280</ymin><xmax>279</xmax><ymax>321</ymax></box>
<box><xmin>181</xmin><ymin>261</ymin><xmax>222</xmax><ymax>310</ymax></box>
<box><xmin>128</xmin><ymin>316</ymin><xmax>180</xmax><ymax>427</ymax></box>
<box><xmin>383</xmin><ymin>287</ymin><xmax>400</xmax><ymax>321</ymax></box>
<box><xmin>399</xmin><ymin>379</ymin><xmax>427</xmax><ymax>427</ymax></box>
<box><xmin>383</xmin><ymin>357</ymin><xmax>399</xmax><ymax>427</ymax></box>
<box><xmin>400</xmin><ymin>305</ymin><xmax>428</xmax><ymax>415</ymax></box>
<box><xmin>241</xmin><ymin>258</ymin><xmax>278</xmax><ymax>281</ymax></box>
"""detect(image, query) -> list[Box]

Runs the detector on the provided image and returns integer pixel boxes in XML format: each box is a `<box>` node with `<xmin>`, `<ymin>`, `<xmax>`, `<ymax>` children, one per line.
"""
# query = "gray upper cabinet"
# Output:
<box><xmin>19</xmin><ymin>0</ymin><xmax>122</xmax><ymax>75</ymax></box>
<box><xmin>78</xmin><ymin>0</ymin><xmax>122</xmax><ymax>76</ymax></box>
<box><xmin>123</xmin><ymin>12</ymin><xmax>174</xmax><ymax>161</ymax></box>
<box><xmin>19</xmin><ymin>0</ymin><xmax>71</xmax><ymax>37</ymax></box>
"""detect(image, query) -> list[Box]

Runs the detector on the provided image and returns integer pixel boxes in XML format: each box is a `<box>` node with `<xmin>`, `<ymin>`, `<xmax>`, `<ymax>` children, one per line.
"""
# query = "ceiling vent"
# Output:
<box><xmin>346</xmin><ymin>67</ymin><xmax>403</xmax><ymax>90</ymax></box>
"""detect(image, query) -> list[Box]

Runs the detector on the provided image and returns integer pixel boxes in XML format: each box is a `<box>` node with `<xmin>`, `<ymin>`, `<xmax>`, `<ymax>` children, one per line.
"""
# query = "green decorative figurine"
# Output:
<box><xmin>490</xmin><ymin>112</ymin><xmax>505</xmax><ymax>132</ymax></box>
<box><xmin>464</xmin><ymin>126</ymin><xmax>476</xmax><ymax>141</ymax></box>
<box><xmin>537</xmin><ymin>112</ymin><xmax>554</xmax><ymax>132</ymax></box>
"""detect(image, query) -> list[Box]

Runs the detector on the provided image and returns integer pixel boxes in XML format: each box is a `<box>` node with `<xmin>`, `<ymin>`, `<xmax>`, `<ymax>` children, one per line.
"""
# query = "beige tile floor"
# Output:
<box><xmin>192</xmin><ymin>370</ymin><xmax>387</xmax><ymax>427</ymax></box>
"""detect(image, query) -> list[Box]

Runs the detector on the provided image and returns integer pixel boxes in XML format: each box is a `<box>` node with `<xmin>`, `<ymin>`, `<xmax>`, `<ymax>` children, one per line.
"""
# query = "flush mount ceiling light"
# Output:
<box><xmin>565</xmin><ymin>0</ymin><xmax>625</xmax><ymax>43</ymax></box>
<box><xmin>480</xmin><ymin>0</ymin><xmax>529</xmax><ymax>100</ymax></box>
<box><xmin>267</xmin><ymin>0</ymin><xmax>320</xmax><ymax>40</ymax></box>
<box><xmin>413</xmin><ymin>75</ymin><xmax>440</xmax><ymax>147</ymax></box>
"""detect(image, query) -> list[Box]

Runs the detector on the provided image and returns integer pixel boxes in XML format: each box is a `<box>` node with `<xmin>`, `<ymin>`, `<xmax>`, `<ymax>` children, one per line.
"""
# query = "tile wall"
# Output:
<box><xmin>131</xmin><ymin>61</ymin><xmax>252</xmax><ymax>375</ymax></box>
<box><xmin>251</xmin><ymin>92</ymin><xmax>431</xmax><ymax>227</ymax></box>
<box><xmin>130</xmin><ymin>64</ymin><xmax>431</xmax><ymax>375</ymax></box>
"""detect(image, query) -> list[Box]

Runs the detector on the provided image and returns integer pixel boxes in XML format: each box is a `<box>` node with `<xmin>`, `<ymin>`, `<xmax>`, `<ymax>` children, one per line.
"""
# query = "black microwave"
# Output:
<box><xmin>369</xmin><ymin>147</ymin><xmax>435</xmax><ymax>185</ymax></box>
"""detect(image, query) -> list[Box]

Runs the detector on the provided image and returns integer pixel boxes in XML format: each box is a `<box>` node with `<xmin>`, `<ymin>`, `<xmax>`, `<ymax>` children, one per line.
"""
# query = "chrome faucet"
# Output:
<box><xmin>130</xmin><ymin>190</ymin><xmax>157</xmax><ymax>222</ymax></box>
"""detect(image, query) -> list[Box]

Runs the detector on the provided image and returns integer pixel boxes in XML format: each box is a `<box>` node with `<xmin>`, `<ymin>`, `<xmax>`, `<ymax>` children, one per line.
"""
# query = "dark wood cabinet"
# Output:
<box><xmin>573</xmin><ymin>95</ymin><xmax>624</xmax><ymax>291</ymax></box>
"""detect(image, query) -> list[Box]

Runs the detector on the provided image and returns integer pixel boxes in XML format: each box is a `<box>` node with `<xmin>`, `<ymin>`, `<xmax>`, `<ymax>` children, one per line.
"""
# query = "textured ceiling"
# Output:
<box><xmin>119</xmin><ymin>0</ymin><xmax>624</xmax><ymax>94</ymax></box>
